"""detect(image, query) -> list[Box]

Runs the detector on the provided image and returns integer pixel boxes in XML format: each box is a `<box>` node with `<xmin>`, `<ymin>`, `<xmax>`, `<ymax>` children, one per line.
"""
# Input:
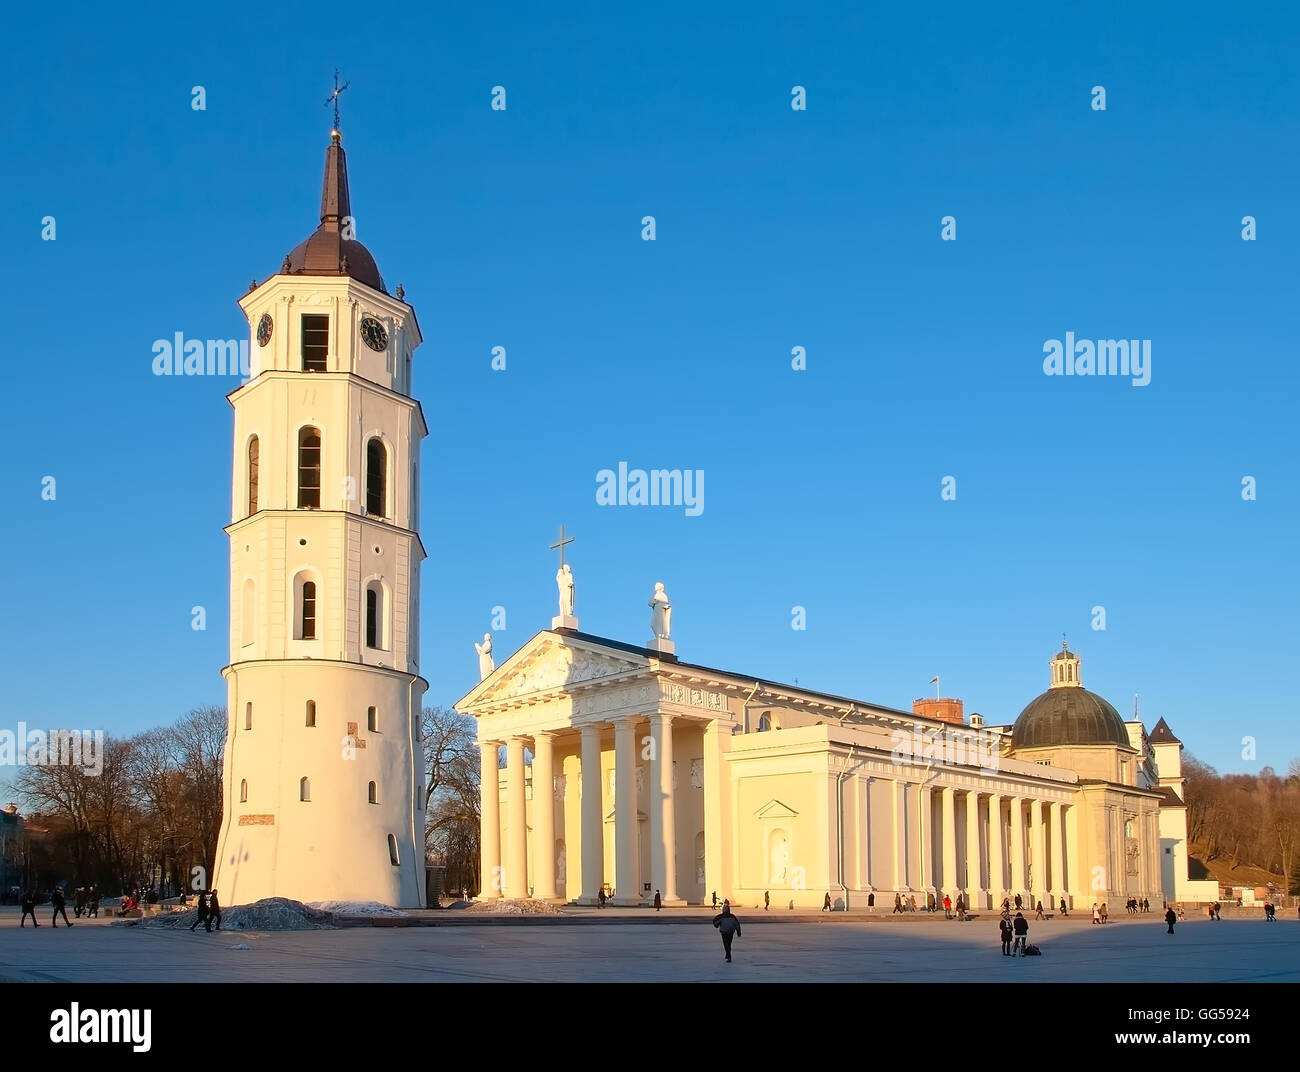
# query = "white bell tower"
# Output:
<box><xmin>212</xmin><ymin>116</ymin><xmax>427</xmax><ymax>907</ymax></box>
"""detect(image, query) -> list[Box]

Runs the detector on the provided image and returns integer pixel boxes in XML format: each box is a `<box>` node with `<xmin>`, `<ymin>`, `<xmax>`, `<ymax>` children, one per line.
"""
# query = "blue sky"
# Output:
<box><xmin>1</xmin><ymin>1</ymin><xmax>1296</xmax><ymax>779</ymax></box>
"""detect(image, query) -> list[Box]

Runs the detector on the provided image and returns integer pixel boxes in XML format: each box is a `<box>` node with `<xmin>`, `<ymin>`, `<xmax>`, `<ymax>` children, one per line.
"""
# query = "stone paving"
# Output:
<box><xmin>1</xmin><ymin>906</ymin><xmax>1296</xmax><ymax>983</ymax></box>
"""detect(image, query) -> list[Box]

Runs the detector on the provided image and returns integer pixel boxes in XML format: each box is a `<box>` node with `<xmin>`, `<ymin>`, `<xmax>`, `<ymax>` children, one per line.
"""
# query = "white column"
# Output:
<box><xmin>649</xmin><ymin>713</ymin><xmax>680</xmax><ymax>904</ymax></box>
<box><xmin>893</xmin><ymin>780</ymin><xmax>908</xmax><ymax>890</ymax></box>
<box><xmin>612</xmin><ymin>717</ymin><xmax>639</xmax><ymax>905</ymax></box>
<box><xmin>941</xmin><ymin>786</ymin><xmax>957</xmax><ymax>899</ymax></box>
<box><xmin>965</xmin><ymin>790</ymin><xmax>982</xmax><ymax>906</ymax></box>
<box><xmin>988</xmin><ymin>793</ymin><xmax>1004</xmax><ymax>905</ymax></box>
<box><xmin>1050</xmin><ymin>801</ymin><xmax>1066</xmax><ymax>907</ymax></box>
<box><xmin>505</xmin><ymin>737</ymin><xmax>528</xmax><ymax>899</ymax></box>
<box><xmin>479</xmin><ymin>740</ymin><xmax>502</xmax><ymax>899</ymax></box>
<box><xmin>919</xmin><ymin>785</ymin><xmax>933</xmax><ymax>895</ymax></box>
<box><xmin>532</xmin><ymin>732</ymin><xmax>556</xmax><ymax>900</ymax></box>
<box><xmin>579</xmin><ymin>723</ymin><xmax>604</xmax><ymax>904</ymax></box>
<box><xmin>1030</xmin><ymin>798</ymin><xmax>1046</xmax><ymax>909</ymax></box>
<box><xmin>860</xmin><ymin>777</ymin><xmax>873</xmax><ymax>891</ymax></box>
<box><xmin>1009</xmin><ymin>796</ymin><xmax>1025</xmax><ymax>907</ymax></box>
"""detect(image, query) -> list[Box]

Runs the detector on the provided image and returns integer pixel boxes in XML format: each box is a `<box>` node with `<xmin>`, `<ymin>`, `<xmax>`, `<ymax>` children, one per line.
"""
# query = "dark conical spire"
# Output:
<box><xmin>319</xmin><ymin>132</ymin><xmax>352</xmax><ymax>228</ymax></box>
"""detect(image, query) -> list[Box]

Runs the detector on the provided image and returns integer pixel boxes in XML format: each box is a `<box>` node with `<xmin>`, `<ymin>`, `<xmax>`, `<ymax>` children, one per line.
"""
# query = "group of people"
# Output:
<box><xmin>189</xmin><ymin>890</ymin><xmax>222</xmax><ymax>932</ymax></box>
<box><xmin>1262</xmin><ymin>901</ymin><xmax>1280</xmax><ymax>921</ymax></box>
<box><xmin>1091</xmin><ymin>902</ymin><xmax>1109</xmax><ymax>924</ymax></box>
<box><xmin>19</xmin><ymin>886</ymin><xmax>75</xmax><ymax>927</ymax></box>
<box><xmin>998</xmin><ymin>910</ymin><xmax>1030</xmax><ymax>955</ymax></box>
<box><xmin>73</xmin><ymin>886</ymin><xmax>99</xmax><ymax>917</ymax></box>
<box><xmin>1124</xmin><ymin>898</ymin><xmax>1151</xmax><ymax>914</ymax></box>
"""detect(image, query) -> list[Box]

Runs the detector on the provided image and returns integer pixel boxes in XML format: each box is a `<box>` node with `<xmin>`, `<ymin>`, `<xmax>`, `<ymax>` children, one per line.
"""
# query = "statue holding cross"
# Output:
<box><xmin>549</xmin><ymin>525</ymin><xmax>578</xmax><ymax>629</ymax></box>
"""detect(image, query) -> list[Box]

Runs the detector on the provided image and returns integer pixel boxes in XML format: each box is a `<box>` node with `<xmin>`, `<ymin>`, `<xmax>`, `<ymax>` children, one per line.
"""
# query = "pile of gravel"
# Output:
<box><xmin>115</xmin><ymin>897</ymin><xmax>337</xmax><ymax>931</ymax></box>
<box><xmin>465</xmin><ymin>898</ymin><xmax>560</xmax><ymax>915</ymax></box>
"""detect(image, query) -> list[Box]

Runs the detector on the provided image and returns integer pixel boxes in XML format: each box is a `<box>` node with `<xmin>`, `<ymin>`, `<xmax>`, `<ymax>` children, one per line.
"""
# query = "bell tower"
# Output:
<box><xmin>212</xmin><ymin>115</ymin><xmax>427</xmax><ymax>907</ymax></box>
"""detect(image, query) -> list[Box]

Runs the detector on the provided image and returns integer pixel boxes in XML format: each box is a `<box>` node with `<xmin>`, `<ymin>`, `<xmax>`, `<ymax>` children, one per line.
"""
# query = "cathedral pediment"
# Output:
<box><xmin>457</xmin><ymin>631</ymin><xmax>649</xmax><ymax>711</ymax></box>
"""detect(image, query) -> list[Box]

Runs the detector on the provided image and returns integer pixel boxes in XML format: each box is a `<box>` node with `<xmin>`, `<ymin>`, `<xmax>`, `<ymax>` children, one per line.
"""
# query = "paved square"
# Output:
<box><xmin>2</xmin><ymin>909</ymin><xmax>1296</xmax><ymax>983</ymax></box>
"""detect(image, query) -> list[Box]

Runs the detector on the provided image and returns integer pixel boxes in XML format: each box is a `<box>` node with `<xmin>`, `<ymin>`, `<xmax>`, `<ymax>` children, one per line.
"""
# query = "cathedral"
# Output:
<box><xmin>212</xmin><ymin>120</ymin><xmax>428</xmax><ymax>907</ymax></box>
<box><xmin>207</xmin><ymin>113</ymin><xmax>1212</xmax><ymax>914</ymax></box>
<box><xmin>458</xmin><ymin>594</ymin><xmax>1217</xmax><ymax>910</ymax></box>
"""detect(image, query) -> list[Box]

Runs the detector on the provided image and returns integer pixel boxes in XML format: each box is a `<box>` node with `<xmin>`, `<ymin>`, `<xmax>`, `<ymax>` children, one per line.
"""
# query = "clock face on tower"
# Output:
<box><xmin>360</xmin><ymin>316</ymin><xmax>388</xmax><ymax>352</ymax></box>
<box><xmin>256</xmin><ymin>314</ymin><xmax>273</xmax><ymax>347</ymax></box>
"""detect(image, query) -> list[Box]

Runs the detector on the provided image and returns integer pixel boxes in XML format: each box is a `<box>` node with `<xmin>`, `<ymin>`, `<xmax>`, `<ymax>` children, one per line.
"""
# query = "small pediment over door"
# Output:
<box><xmin>755</xmin><ymin>799</ymin><xmax>799</xmax><ymax>820</ymax></box>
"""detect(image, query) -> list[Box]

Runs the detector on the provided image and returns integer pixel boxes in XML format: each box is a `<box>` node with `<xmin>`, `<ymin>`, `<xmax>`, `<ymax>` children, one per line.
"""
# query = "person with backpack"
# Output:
<box><xmin>712</xmin><ymin>900</ymin><xmax>742</xmax><ymax>962</ymax></box>
<box><xmin>51</xmin><ymin>885</ymin><xmax>72</xmax><ymax>927</ymax></box>
<box><xmin>1012</xmin><ymin>912</ymin><xmax>1029</xmax><ymax>955</ymax></box>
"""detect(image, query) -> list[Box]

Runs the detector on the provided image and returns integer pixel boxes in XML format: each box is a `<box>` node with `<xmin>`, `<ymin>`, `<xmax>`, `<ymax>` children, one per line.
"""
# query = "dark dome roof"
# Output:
<box><xmin>278</xmin><ymin>134</ymin><xmax>385</xmax><ymax>293</ymax></box>
<box><xmin>285</xmin><ymin>230</ymin><xmax>384</xmax><ymax>292</ymax></box>
<box><xmin>1010</xmin><ymin>687</ymin><xmax>1130</xmax><ymax>750</ymax></box>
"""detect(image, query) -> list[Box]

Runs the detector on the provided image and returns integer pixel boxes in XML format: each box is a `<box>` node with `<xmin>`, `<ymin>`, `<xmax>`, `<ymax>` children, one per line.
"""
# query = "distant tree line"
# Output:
<box><xmin>1184</xmin><ymin>755</ymin><xmax>1300</xmax><ymax>892</ymax></box>
<box><xmin>12</xmin><ymin>704</ymin><xmax>486</xmax><ymax>899</ymax></box>
<box><xmin>13</xmin><ymin>706</ymin><xmax>225</xmax><ymax>896</ymax></box>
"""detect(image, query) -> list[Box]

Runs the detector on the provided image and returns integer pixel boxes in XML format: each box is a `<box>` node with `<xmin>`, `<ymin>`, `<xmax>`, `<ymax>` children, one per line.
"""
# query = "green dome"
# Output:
<box><xmin>1010</xmin><ymin>687</ymin><xmax>1129</xmax><ymax>750</ymax></box>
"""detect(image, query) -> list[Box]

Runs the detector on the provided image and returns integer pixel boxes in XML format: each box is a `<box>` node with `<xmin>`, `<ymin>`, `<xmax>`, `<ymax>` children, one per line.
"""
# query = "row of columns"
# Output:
<box><xmin>480</xmin><ymin>714</ymin><xmax>679</xmax><ymax>905</ymax></box>
<box><xmin>886</xmin><ymin>783</ymin><xmax>1070</xmax><ymax>907</ymax></box>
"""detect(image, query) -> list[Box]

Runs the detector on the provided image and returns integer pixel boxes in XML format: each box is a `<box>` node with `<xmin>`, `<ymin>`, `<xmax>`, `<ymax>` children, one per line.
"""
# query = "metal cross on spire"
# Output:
<box><xmin>325</xmin><ymin>69</ymin><xmax>350</xmax><ymax>138</ymax></box>
<box><xmin>549</xmin><ymin>524</ymin><xmax>575</xmax><ymax>569</ymax></box>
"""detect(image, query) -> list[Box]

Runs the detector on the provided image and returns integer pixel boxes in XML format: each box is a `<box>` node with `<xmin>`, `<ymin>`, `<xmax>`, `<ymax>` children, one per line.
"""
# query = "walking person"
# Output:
<box><xmin>1059</xmin><ymin>897</ymin><xmax>1068</xmax><ymax>918</ymax></box>
<box><xmin>1100</xmin><ymin>902</ymin><xmax>1108</xmax><ymax>923</ymax></box>
<box><xmin>822</xmin><ymin>892</ymin><xmax>832</xmax><ymax>912</ymax></box>
<box><xmin>190</xmin><ymin>891</ymin><xmax>210</xmax><ymax>932</ymax></box>
<box><xmin>653</xmin><ymin>889</ymin><xmax>661</xmax><ymax>911</ymax></box>
<box><xmin>1165</xmin><ymin>906</ymin><xmax>1177</xmax><ymax>934</ymax></box>
<box><xmin>711</xmin><ymin>891</ymin><xmax>717</xmax><ymax>908</ymax></box>
<box><xmin>51</xmin><ymin>885</ymin><xmax>72</xmax><ymax>927</ymax></box>
<box><xmin>1091</xmin><ymin>902</ymin><xmax>1101</xmax><ymax>925</ymax></box>
<box><xmin>712</xmin><ymin>900</ymin><xmax>742</xmax><ymax>963</ymax></box>
<box><xmin>597</xmin><ymin>888</ymin><xmax>607</xmax><ymax>909</ymax></box>
<box><xmin>1035</xmin><ymin>900</ymin><xmax>1045</xmax><ymax>920</ymax></box>
<box><xmin>208</xmin><ymin>889</ymin><xmax>221</xmax><ymax>931</ymax></box>
<box><xmin>1012</xmin><ymin>912</ymin><xmax>1028</xmax><ymax>956</ymax></box>
<box><xmin>999</xmin><ymin>914</ymin><xmax>1013</xmax><ymax>956</ymax></box>
<box><xmin>893</xmin><ymin>893</ymin><xmax>903</xmax><ymax>914</ymax></box>
<box><xmin>943</xmin><ymin>894</ymin><xmax>952</xmax><ymax>919</ymax></box>
<box><xmin>764</xmin><ymin>891</ymin><xmax>770</xmax><ymax>911</ymax></box>
<box><xmin>20</xmin><ymin>890</ymin><xmax>39</xmax><ymax>927</ymax></box>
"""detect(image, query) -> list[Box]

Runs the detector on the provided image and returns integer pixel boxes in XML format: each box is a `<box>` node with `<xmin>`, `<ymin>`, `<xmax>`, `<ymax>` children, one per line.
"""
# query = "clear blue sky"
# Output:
<box><xmin>1</xmin><ymin>1</ymin><xmax>1295</xmax><ymax>780</ymax></box>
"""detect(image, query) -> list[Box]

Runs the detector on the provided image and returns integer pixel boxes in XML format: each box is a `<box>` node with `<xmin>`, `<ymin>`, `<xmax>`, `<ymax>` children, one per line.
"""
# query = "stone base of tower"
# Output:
<box><xmin>213</xmin><ymin>660</ymin><xmax>427</xmax><ymax>909</ymax></box>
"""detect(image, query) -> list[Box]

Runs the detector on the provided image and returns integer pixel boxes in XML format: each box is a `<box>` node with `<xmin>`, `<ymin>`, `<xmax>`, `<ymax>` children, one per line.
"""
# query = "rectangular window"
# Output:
<box><xmin>367</xmin><ymin>705</ymin><xmax>378</xmax><ymax>733</ymax></box>
<box><xmin>365</xmin><ymin>588</ymin><xmax>379</xmax><ymax>648</ymax></box>
<box><xmin>301</xmin><ymin>314</ymin><xmax>329</xmax><ymax>372</ymax></box>
<box><xmin>302</xmin><ymin>581</ymin><xmax>317</xmax><ymax>640</ymax></box>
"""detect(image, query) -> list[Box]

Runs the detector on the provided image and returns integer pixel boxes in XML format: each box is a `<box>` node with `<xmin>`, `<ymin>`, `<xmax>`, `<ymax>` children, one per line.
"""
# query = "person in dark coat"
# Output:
<box><xmin>893</xmin><ymin>893</ymin><xmax>903</xmax><ymax>914</ymax></box>
<box><xmin>20</xmin><ymin>890</ymin><xmax>39</xmax><ymax>927</ymax></box>
<box><xmin>1012</xmin><ymin>912</ymin><xmax>1028</xmax><ymax>955</ymax></box>
<box><xmin>1058</xmin><ymin>897</ymin><xmax>1068</xmax><ymax>917</ymax></box>
<box><xmin>51</xmin><ymin>886</ymin><xmax>72</xmax><ymax>927</ymax></box>
<box><xmin>1014</xmin><ymin>894</ymin><xmax>1022</xmax><ymax>910</ymax></box>
<box><xmin>764</xmin><ymin>890</ymin><xmax>770</xmax><ymax>911</ymax></box>
<box><xmin>712</xmin><ymin>900</ymin><xmax>742</xmax><ymax>962</ymax></box>
<box><xmin>823</xmin><ymin>892</ymin><xmax>832</xmax><ymax>912</ymax></box>
<box><xmin>999</xmin><ymin>914</ymin><xmax>1013</xmax><ymax>956</ymax></box>
<box><xmin>190</xmin><ymin>891</ymin><xmax>210</xmax><ymax>932</ymax></box>
<box><xmin>710</xmin><ymin>890</ymin><xmax>717</xmax><ymax>908</ymax></box>
<box><xmin>1165</xmin><ymin>906</ymin><xmax>1177</xmax><ymax>934</ymax></box>
<box><xmin>208</xmin><ymin>890</ymin><xmax>222</xmax><ymax>931</ymax></box>
<box><xmin>597</xmin><ymin>888</ymin><xmax>607</xmax><ymax>909</ymax></box>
